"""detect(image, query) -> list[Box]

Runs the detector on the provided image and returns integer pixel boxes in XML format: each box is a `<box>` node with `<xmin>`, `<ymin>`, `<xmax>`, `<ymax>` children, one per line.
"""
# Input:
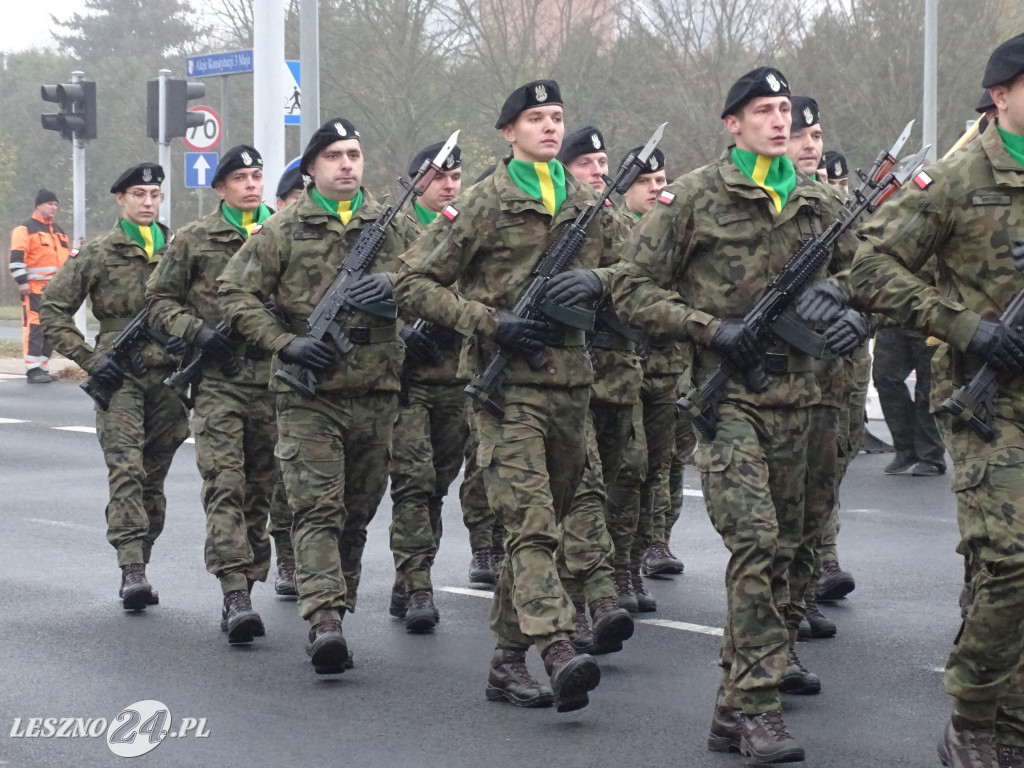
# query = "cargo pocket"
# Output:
<box><xmin>695</xmin><ymin>442</ymin><xmax>734</xmax><ymax>535</ymax></box>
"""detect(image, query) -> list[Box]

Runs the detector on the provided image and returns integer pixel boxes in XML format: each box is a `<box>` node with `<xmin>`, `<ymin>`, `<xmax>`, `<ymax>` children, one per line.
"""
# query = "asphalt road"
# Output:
<box><xmin>0</xmin><ymin>373</ymin><xmax>959</xmax><ymax>768</ymax></box>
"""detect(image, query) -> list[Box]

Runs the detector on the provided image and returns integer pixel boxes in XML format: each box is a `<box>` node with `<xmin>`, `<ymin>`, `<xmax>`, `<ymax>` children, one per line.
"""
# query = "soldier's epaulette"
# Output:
<box><xmin>657</xmin><ymin>190</ymin><xmax>676</xmax><ymax>205</ymax></box>
<box><xmin>913</xmin><ymin>171</ymin><xmax>934</xmax><ymax>190</ymax></box>
<box><xmin>441</xmin><ymin>205</ymin><xmax>459</xmax><ymax>221</ymax></box>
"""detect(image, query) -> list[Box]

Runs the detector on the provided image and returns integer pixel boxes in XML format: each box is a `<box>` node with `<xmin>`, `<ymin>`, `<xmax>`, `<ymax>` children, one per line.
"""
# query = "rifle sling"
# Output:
<box><xmin>539</xmin><ymin>298</ymin><xmax>595</xmax><ymax>331</ymax></box>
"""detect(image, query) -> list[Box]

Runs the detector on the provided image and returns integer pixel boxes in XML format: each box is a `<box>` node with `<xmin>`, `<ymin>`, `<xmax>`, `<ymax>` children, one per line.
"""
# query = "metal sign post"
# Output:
<box><xmin>157</xmin><ymin>69</ymin><xmax>172</xmax><ymax>225</ymax></box>
<box><xmin>71</xmin><ymin>71</ymin><xmax>87</xmax><ymax>336</ymax></box>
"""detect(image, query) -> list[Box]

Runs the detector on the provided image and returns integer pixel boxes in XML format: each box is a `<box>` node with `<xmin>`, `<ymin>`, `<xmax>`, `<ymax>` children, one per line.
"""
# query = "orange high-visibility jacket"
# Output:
<box><xmin>9</xmin><ymin>213</ymin><xmax>69</xmax><ymax>288</ymax></box>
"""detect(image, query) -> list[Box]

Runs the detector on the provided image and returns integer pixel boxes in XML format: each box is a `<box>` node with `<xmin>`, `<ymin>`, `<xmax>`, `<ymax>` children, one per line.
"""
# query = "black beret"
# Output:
<box><xmin>557</xmin><ymin>126</ymin><xmax>606</xmax><ymax>165</ymax></box>
<box><xmin>408</xmin><ymin>141</ymin><xmax>462</xmax><ymax>177</ymax></box>
<box><xmin>35</xmin><ymin>188</ymin><xmax>58</xmax><ymax>206</ymax></box>
<box><xmin>110</xmin><ymin>163</ymin><xmax>164</xmax><ymax>194</ymax></box>
<box><xmin>300</xmin><ymin>118</ymin><xmax>360</xmax><ymax>176</ymax></box>
<box><xmin>495</xmin><ymin>80</ymin><xmax>562</xmax><ymax>129</ymax></box>
<box><xmin>618</xmin><ymin>146</ymin><xmax>666</xmax><ymax>177</ymax></box>
<box><xmin>823</xmin><ymin>150</ymin><xmax>848</xmax><ymax>180</ymax></box>
<box><xmin>212</xmin><ymin>144</ymin><xmax>263</xmax><ymax>187</ymax></box>
<box><xmin>983</xmin><ymin>33</ymin><xmax>1024</xmax><ymax>88</ymax></box>
<box><xmin>276</xmin><ymin>167</ymin><xmax>305</xmax><ymax>199</ymax></box>
<box><xmin>721</xmin><ymin>67</ymin><xmax>790</xmax><ymax>119</ymax></box>
<box><xmin>976</xmin><ymin>89</ymin><xmax>995</xmax><ymax>113</ymax></box>
<box><xmin>790</xmin><ymin>96</ymin><xmax>821</xmax><ymax>131</ymax></box>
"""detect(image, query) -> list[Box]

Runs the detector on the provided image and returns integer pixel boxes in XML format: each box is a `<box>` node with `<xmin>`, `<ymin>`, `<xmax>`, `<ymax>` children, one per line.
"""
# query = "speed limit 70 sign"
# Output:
<box><xmin>182</xmin><ymin>106</ymin><xmax>221</xmax><ymax>151</ymax></box>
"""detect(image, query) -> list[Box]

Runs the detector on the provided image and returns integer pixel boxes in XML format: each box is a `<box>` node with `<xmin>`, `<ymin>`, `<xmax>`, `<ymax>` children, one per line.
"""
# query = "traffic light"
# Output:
<box><xmin>147</xmin><ymin>78</ymin><xmax>206</xmax><ymax>140</ymax></box>
<box><xmin>40</xmin><ymin>80</ymin><xmax>97</xmax><ymax>141</ymax></box>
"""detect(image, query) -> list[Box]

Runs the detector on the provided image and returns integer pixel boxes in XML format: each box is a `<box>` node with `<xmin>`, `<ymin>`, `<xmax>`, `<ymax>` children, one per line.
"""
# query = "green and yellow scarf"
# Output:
<box><xmin>998</xmin><ymin>124</ymin><xmax>1024</xmax><ymax>169</ymax></box>
<box><xmin>120</xmin><ymin>219</ymin><xmax>165</xmax><ymax>259</ymax></box>
<box><xmin>730</xmin><ymin>147</ymin><xmax>797</xmax><ymax>212</ymax></box>
<box><xmin>507</xmin><ymin>159</ymin><xmax>567</xmax><ymax>216</ymax></box>
<box><xmin>221</xmin><ymin>202</ymin><xmax>273</xmax><ymax>239</ymax></box>
<box><xmin>413</xmin><ymin>199</ymin><xmax>438</xmax><ymax>226</ymax></box>
<box><xmin>311</xmin><ymin>187</ymin><xmax>364</xmax><ymax>226</ymax></box>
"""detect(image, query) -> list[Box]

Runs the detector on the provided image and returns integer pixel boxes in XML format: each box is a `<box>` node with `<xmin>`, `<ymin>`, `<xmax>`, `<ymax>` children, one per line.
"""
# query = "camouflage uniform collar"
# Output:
<box><xmin>493</xmin><ymin>158</ymin><xmax>587</xmax><ymax>220</ymax></box>
<box><xmin>983</xmin><ymin>120</ymin><xmax>1024</xmax><ymax>186</ymax></box>
<box><xmin>296</xmin><ymin>185</ymin><xmax>380</xmax><ymax>224</ymax></box>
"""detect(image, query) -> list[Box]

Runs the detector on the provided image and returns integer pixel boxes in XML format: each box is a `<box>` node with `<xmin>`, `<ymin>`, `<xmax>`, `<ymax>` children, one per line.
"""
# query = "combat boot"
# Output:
<box><xmin>405</xmin><ymin>589</ymin><xmax>438</xmax><ymax>633</ymax></box>
<box><xmin>885</xmin><ymin>452</ymin><xmax>918</xmax><ymax>474</ymax></box>
<box><xmin>613</xmin><ymin>569</ymin><xmax>638</xmax><ymax>613</ymax></box>
<box><xmin>999</xmin><ymin>745</ymin><xmax>1024</xmax><ymax>768</ymax></box>
<box><xmin>780</xmin><ymin>647</ymin><xmax>821</xmax><ymax>695</ymax></box>
<box><xmin>305</xmin><ymin>619</ymin><xmax>348</xmax><ymax>675</ymax></box>
<box><xmin>221</xmin><ymin>589</ymin><xmax>264</xmax><ymax>645</ymax></box>
<box><xmin>485</xmin><ymin>647</ymin><xmax>554</xmax><ymax>708</ymax></box>
<box><xmin>738</xmin><ymin>710</ymin><xmax>806</xmax><ymax>763</ymax></box>
<box><xmin>629</xmin><ymin>566</ymin><xmax>657</xmax><ymax>612</ymax></box>
<box><xmin>389</xmin><ymin>575</ymin><xmax>408</xmax><ymax>619</ymax></box>
<box><xmin>642</xmin><ymin>541</ymin><xmax>685</xmax><ymax>575</ymax></box>
<box><xmin>119</xmin><ymin>563</ymin><xmax>153</xmax><ymax>611</ymax></box>
<box><xmin>589</xmin><ymin>596</ymin><xmax>634</xmax><ymax>655</ymax></box>
<box><xmin>569</xmin><ymin>602</ymin><xmax>594</xmax><ymax>653</ymax></box>
<box><xmin>707</xmin><ymin>705</ymin><xmax>743</xmax><ymax>753</ymax></box>
<box><xmin>274</xmin><ymin>558</ymin><xmax>297</xmax><ymax>597</ymax></box>
<box><xmin>816</xmin><ymin>560</ymin><xmax>856</xmax><ymax>601</ymax></box>
<box><xmin>468</xmin><ymin>547</ymin><xmax>496</xmax><ymax>586</ymax></box>
<box><xmin>797</xmin><ymin>600</ymin><xmax>837</xmax><ymax>639</ymax></box>
<box><xmin>541</xmin><ymin>639</ymin><xmax>601</xmax><ymax>713</ymax></box>
<box><xmin>937</xmin><ymin>715</ymin><xmax>998</xmax><ymax>768</ymax></box>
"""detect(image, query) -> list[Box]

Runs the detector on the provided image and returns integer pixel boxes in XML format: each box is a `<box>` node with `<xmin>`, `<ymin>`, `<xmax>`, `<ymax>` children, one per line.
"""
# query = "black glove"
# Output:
<box><xmin>494</xmin><ymin>310</ymin><xmax>548</xmax><ymax>355</ymax></box>
<box><xmin>163</xmin><ymin>335</ymin><xmax>188</xmax><ymax>356</ymax></box>
<box><xmin>278</xmin><ymin>336</ymin><xmax>338</xmax><ymax>371</ymax></box>
<box><xmin>400</xmin><ymin>324</ymin><xmax>443</xmax><ymax>365</ymax></box>
<box><xmin>194</xmin><ymin>324</ymin><xmax>236</xmax><ymax>359</ymax></box>
<box><xmin>544</xmin><ymin>269</ymin><xmax>603</xmax><ymax>307</ymax></box>
<box><xmin>708</xmin><ymin>319</ymin><xmax>761</xmax><ymax>372</ymax></box>
<box><xmin>967</xmin><ymin>319</ymin><xmax>1024</xmax><ymax>375</ymax></box>
<box><xmin>1013</xmin><ymin>240</ymin><xmax>1024</xmax><ymax>273</ymax></box>
<box><xmin>348</xmin><ymin>273</ymin><xmax>393</xmax><ymax>305</ymax></box>
<box><xmin>824</xmin><ymin>310</ymin><xmax>869</xmax><ymax>356</ymax></box>
<box><xmin>796</xmin><ymin>280</ymin><xmax>848</xmax><ymax>324</ymax></box>
<box><xmin>90</xmin><ymin>355</ymin><xmax>125</xmax><ymax>390</ymax></box>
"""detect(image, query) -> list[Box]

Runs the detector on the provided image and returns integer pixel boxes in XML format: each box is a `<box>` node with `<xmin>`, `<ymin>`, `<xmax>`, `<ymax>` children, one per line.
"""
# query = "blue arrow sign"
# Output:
<box><xmin>185</xmin><ymin>152</ymin><xmax>219</xmax><ymax>188</ymax></box>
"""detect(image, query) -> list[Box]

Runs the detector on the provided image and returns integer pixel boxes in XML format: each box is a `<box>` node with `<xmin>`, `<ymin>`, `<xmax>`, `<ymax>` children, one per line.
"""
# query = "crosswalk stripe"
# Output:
<box><xmin>640</xmin><ymin>618</ymin><xmax>723</xmax><ymax>637</ymax></box>
<box><xmin>438</xmin><ymin>586</ymin><xmax>494</xmax><ymax>599</ymax></box>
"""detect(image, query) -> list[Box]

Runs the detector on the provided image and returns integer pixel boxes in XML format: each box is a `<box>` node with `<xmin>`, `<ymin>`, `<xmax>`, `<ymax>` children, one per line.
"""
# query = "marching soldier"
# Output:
<box><xmin>395</xmin><ymin>80</ymin><xmax>615</xmax><ymax>713</ymax></box>
<box><xmin>851</xmin><ymin>33</ymin><xmax>1024</xmax><ymax>768</ymax></box>
<box><xmin>275</xmin><ymin>166</ymin><xmax>305</xmax><ymax>210</ymax></box>
<box><xmin>40</xmin><ymin>163</ymin><xmax>189</xmax><ymax>611</ymax></box>
<box><xmin>387</xmin><ymin>140</ymin><xmax>469</xmax><ymax>632</ymax></box>
<box><xmin>823</xmin><ymin>150</ymin><xmax>849</xmax><ymax>193</ymax></box>
<box><xmin>611</xmin><ymin>67</ymin><xmax>859</xmax><ymax>763</ymax></box>
<box><xmin>219</xmin><ymin>118</ymin><xmax>415</xmax><ymax>674</ymax></box>
<box><xmin>146</xmin><ymin>145</ymin><xmax>279</xmax><ymax>645</ymax></box>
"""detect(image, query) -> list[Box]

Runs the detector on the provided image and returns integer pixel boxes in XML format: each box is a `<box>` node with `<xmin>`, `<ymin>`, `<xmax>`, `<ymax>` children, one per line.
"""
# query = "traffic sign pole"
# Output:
<box><xmin>71</xmin><ymin>71</ymin><xmax>87</xmax><ymax>337</ymax></box>
<box><xmin>157</xmin><ymin>69</ymin><xmax>172</xmax><ymax>226</ymax></box>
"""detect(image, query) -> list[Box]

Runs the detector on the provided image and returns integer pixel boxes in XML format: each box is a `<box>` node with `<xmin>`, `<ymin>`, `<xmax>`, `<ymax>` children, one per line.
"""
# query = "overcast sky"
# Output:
<box><xmin>1</xmin><ymin>1</ymin><xmax>88</xmax><ymax>53</ymax></box>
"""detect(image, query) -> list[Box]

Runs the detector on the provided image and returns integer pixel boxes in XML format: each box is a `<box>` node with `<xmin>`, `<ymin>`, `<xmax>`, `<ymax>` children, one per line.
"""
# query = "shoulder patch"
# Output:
<box><xmin>250</xmin><ymin>224</ymin><xmax>263</xmax><ymax>235</ymax></box>
<box><xmin>69</xmin><ymin>248</ymin><xmax>79</xmax><ymax>259</ymax></box>
<box><xmin>658</xmin><ymin>190</ymin><xmax>676</xmax><ymax>205</ymax></box>
<box><xmin>913</xmin><ymin>171</ymin><xmax>933</xmax><ymax>190</ymax></box>
<box><xmin>442</xmin><ymin>205</ymin><xmax>459</xmax><ymax>221</ymax></box>
<box><xmin>603</xmin><ymin>199</ymin><xmax>612</xmax><ymax>206</ymax></box>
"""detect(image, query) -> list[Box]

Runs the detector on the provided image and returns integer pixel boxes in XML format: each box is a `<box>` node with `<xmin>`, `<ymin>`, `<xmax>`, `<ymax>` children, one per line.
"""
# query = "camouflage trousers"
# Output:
<box><xmin>787</xmin><ymin>404</ymin><xmax>839</xmax><ymax>628</ymax></box>
<box><xmin>268</xmin><ymin>478</ymin><xmax>294</xmax><ymax>563</ymax></box>
<box><xmin>668</xmin><ymin>406</ymin><xmax>698</xmax><ymax>541</ymax></box>
<box><xmin>606</xmin><ymin>374</ymin><xmax>679</xmax><ymax>569</ymax></box>
<box><xmin>696</xmin><ymin>401</ymin><xmax>810</xmax><ymax>714</ymax></box>
<box><xmin>461</xmin><ymin>420</ymin><xmax>502</xmax><ymax>552</ymax></box>
<box><xmin>557</xmin><ymin>400</ymin><xmax>631</xmax><ymax>605</ymax></box>
<box><xmin>275</xmin><ymin>390</ymin><xmax>397</xmax><ymax>624</ymax></box>
<box><xmin>96</xmin><ymin>367</ymin><xmax>189</xmax><ymax>566</ymax></box>
<box><xmin>477</xmin><ymin>385</ymin><xmax>589</xmax><ymax>653</ymax></box>
<box><xmin>192</xmin><ymin>378</ymin><xmax>276</xmax><ymax>594</ymax></box>
<box><xmin>937</xmin><ymin>412</ymin><xmax>1024</xmax><ymax>745</ymax></box>
<box><xmin>813</xmin><ymin>350</ymin><xmax>870</xmax><ymax>584</ymax></box>
<box><xmin>389</xmin><ymin>381</ymin><xmax>470</xmax><ymax>592</ymax></box>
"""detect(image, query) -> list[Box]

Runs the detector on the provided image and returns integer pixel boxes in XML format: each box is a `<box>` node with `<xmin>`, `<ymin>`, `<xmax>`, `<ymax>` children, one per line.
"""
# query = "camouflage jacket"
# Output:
<box><xmin>41</xmin><ymin>220</ymin><xmax>178</xmax><ymax>373</ymax></box>
<box><xmin>217</xmin><ymin>187</ymin><xmax>415</xmax><ymax>395</ymax></box>
<box><xmin>394</xmin><ymin>158</ymin><xmax>622</xmax><ymax>389</ymax></box>
<box><xmin>611</xmin><ymin>148</ymin><xmax>858</xmax><ymax>409</ymax></box>
<box><xmin>851</xmin><ymin>122</ymin><xmax>1024</xmax><ymax>419</ymax></box>
<box><xmin>146</xmin><ymin>205</ymin><xmax>272</xmax><ymax>386</ymax></box>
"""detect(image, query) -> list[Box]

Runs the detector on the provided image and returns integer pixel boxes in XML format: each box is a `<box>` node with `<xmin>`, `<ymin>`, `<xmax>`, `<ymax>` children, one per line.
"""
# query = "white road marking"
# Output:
<box><xmin>683</xmin><ymin>489</ymin><xmax>703</xmax><ymax>498</ymax></box>
<box><xmin>54</xmin><ymin>426</ymin><xmax>97</xmax><ymax>434</ymax></box>
<box><xmin>438</xmin><ymin>586</ymin><xmax>494</xmax><ymax>599</ymax></box>
<box><xmin>640</xmin><ymin>618</ymin><xmax>724</xmax><ymax>637</ymax></box>
<box><xmin>27</xmin><ymin>517</ymin><xmax>105</xmax><ymax>533</ymax></box>
<box><xmin>0</xmin><ymin>417</ymin><xmax>27</xmax><ymax>424</ymax></box>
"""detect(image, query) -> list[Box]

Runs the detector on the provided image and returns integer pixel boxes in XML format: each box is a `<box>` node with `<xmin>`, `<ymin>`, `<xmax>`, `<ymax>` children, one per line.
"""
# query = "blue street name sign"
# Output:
<box><xmin>186</xmin><ymin>50</ymin><xmax>254</xmax><ymax>78</ymax></box>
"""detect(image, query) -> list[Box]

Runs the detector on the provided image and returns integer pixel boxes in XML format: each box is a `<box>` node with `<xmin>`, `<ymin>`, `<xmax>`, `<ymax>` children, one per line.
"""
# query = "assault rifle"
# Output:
<box><xmin>81</xmin><ymin>308</ymin><xmax>184</xmax><ymax>412</ymax></box>
<box><xmin>940</xmin><ymin>241</ymin><xmax>1024</xmax><ymax>442</ymax></box>
<box><xmin>163</xmin><ymin>321</ymin><xmax>242</xmax><ymax>409</ymax></box>
<box><xmin>678</xmin><ymin>143</ymin><xmax>931</xmax><ymax>441</ymax></box>
<box><xmin>275</xmin><ymin>130</ymin><xmax>460</xmax><ymax>398</ymax></box>
<box><xmin>465</xmin><ymin>122</ymin><xmax>668</xmax><ymax>419</ymax></box>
